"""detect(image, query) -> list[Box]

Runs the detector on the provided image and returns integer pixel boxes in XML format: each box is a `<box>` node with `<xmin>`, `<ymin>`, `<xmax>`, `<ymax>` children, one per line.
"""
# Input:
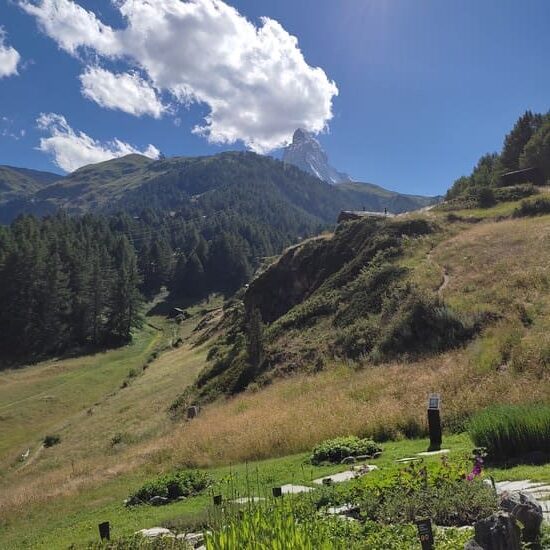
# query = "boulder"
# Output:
<box><xmin>500</xmin><ymin>491</ymin><xmax>543</xmax><ymax>546</ymax></box>
<box><xmin>464</xmin><ymin>540</ymin><xmax>484</xmax><ymax>550</ymax></box>
<box><xmin>473</xmin><ymin>511</ymin><xmax>521</xmax><ymax>550</ymax></box>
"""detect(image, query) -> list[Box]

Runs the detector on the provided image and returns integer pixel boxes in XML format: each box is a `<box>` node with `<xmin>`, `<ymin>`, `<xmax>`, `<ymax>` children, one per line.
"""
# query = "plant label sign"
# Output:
<box><xmin>98</xmin><ymin>521</ymin><xmax>110</xmax><ymax>541</ymax></box>
<box><xmin>427</xmin><ymin>393</ymin><xmax>441</xmax><ymax>410</ymax></box>
<box><xmin>415</xmin><ymin>518</ymin><xmax>434</xmax><ymax>550</ymax></box>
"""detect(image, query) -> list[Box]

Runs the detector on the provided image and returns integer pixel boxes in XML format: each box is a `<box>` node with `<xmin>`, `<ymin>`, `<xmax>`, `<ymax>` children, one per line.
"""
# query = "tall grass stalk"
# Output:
<box><xmin>468</xmin><ymin>404</ymin><xmax>550</xmax><ymax>460</ymax></box>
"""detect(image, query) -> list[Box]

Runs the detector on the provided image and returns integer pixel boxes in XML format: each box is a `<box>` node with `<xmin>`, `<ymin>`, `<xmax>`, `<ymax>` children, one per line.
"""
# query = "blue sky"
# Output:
<box><xmin>0</xmin><ymin>0</ymin><xmax>549</xmax><ymax>195</ymax></box>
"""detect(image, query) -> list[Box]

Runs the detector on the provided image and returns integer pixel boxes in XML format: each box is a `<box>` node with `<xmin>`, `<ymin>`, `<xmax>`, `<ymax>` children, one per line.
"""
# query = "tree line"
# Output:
<box><xmin>447</xmin><ymin>110</ymin><xmax>550</xmax><ymax>203</ymax></box>
<box><xmin>0</xmin><ymin>213</ymin><xmax>142</xmax><ymax>364</ymax></box>
<box><xmin>0</xmin><ymin>200</ymin><xmax>314</xmax><ymax>364</ymax></box>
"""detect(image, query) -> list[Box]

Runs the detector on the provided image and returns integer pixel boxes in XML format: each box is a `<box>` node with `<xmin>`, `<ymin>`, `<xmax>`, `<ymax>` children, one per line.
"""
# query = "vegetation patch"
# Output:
<box><xmin>468</xmin><ymin>404</ymin><xmax>550</xmax><ymax>463</ymax></box>
<box><xmin>310</xmin><ymin>436</ymin><xmax>382</xmax><ymax>464</ymax></box>
<box><xmin>513</xmin><ymin>196</ymin><xmax>550</xmax><ymax>217</ymax></box>
<box><xmin>43</xmin><ymin>434</ymin><xmax>61</xmax><ymax>448</ymax></box>
<box><xmin>126</xmin><ymin>470</ymin><xmax>213</xmax><ymax>506</ymax></box>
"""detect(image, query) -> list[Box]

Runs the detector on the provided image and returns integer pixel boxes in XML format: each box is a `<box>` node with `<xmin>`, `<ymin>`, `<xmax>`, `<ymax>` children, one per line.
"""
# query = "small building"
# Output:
<box><xmin>337</xmin><ymin>210</ymin><xmax>395</xmax><ymax>223</ymax></box>
<box><xmin>499</xmin><ymin>167</ymin><xmax>544</xmax><ymax>187</ymax></box>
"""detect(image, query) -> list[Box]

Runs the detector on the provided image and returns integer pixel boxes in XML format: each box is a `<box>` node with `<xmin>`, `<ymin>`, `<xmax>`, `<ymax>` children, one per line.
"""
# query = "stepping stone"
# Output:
<box><xmin>327</xmin><ymin>503</ymin><xmax>360</xmax><ymax>515</ymax></box>
<box><xmin>280</xmin><ymin>484</ymin><xmax>314</xmax><ymax>494</ymax></box>
<box><xmin>313</xmin><ymin>466</ymin><xmax>378</xmax><ymax>485</ymax></box>
<box><xmin>417</xmin><ymin>449</ymin><xmax>450</xmax><ymax>457</ymax></box>
<box><xmin>231</xmin><ymin>497</ymin><xmax>265</xmax><ymax>504</ymax></box>
<box><xmin>136</xmin><ymin>527</ymin><xmax>174</xmax><ymax>538</ymax></box>
<box><xmin>395</xmin><ymin>457</ymin><xmax>422</xmax><ymax>463</ymax></box>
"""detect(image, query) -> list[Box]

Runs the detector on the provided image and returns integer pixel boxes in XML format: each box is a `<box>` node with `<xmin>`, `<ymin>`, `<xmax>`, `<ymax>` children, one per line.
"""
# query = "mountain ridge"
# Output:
<box><xmin>0</xmin><ymin>152</ymin><xmax>437</xmax><ymax>224</ymax></box>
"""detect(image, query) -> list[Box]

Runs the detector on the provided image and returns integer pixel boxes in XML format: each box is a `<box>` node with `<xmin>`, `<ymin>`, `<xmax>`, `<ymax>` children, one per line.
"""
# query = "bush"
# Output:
<box><xmin>377</xmin><ymin>287</ymin><xmax>479</xmax><ymax>359</ymax></box>
<box><xmin>333</xmin><ymin>319</ymin><xmax>380</xmax><ymax>359</ymax></box>
<box><xmin>43</xmin><ymin>434</ymin><xmax>60</xmax><ymax>448</ymax></box>
<box><xmin>127</xmin><ymin>470</ymin><xmax>213</xmax><ymax>505</ymax></box>
<box><xmin>310</xmin><ymin>436</ymin><xmax>382</xmax><ymax>464</ymax></box>
<box><xmin>513</xmin><ymin>197</ymin><xmax>550</xmax><ymax>217</ymax></box>
<box><xmin>493</xmin><ymin>183</ymin><xmax>537</xmax><ymax>202</ymax></box>
<box><xmin>468</xmin><ymin>403</ymin><xmax>550</xmax><ymax>462</ymax></box>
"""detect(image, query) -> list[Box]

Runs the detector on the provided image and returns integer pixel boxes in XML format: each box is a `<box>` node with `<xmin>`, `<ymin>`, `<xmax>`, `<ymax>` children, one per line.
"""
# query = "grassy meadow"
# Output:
<box><xmin>1</xmin><ymin>208</ymin><xmax>549</xmax><ymax>548</ymax></box>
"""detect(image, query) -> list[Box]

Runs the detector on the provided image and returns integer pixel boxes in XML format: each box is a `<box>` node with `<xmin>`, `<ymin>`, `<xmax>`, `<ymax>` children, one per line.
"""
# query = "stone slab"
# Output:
<box><xmin>417</xmin><ymin>449</ymin><xmax>450</xmax><ymax>457</ymax></box>
<box><xmin>313</xmin><ymin>466</ymin><xmax>378</xmax><ymax>485</ymax></box>
<box><xmin>280</xmin><ymin>484</ymin><xmax>314</xmax><ymax>494</ymax></box>
<box><xmin>231</xmin><ymin>497</ymin><xmax>266</xmax><ymax>504</ymax></box>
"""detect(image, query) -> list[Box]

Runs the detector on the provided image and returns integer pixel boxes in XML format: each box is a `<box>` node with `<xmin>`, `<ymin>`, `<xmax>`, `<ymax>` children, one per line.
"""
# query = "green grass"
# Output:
<box><xmin>0</xmin><ymin>322</ymin><xmax>166</xmax><ymax>467</ymax></box>
<box><xmin>4</xmin><ymin>432</ymin><xmax>544</xmax><ymax>549</ymax></box>
<box><xmin>468</xmin><ymin>403</ymin><xmax>550</xmax><ymax>461</ymax></box>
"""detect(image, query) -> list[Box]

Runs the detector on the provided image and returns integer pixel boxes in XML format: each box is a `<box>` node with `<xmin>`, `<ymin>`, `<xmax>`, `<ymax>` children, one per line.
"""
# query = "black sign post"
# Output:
<box><xmin>98</xmin><ymin>521</ymin><xmax>110</xmax><ymax>541</ymax></box>
<box><xmin>416</xmin><ymin>518</ymin><xmax>434</xmax><ymax>550</ymax></box>
<box><xmin>272</xmin><ymin>487</ymin><xmax>282</xmax><ymax>498</ymax></box>
<box><xmin>427</xmin><ymin>393</ymin><xmax>442</xmax><ymax>452</ymax></box>
<box><xmin>213</xmin><ymin>494</ymin><xmax>223</xmax><ymax>506</ymax></box>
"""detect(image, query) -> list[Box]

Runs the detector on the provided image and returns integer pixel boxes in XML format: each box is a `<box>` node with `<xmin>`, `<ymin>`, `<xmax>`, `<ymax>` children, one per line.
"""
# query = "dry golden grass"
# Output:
<box><xmin>2</xmin><ymin>216</ymin><xmax>550</xmax><ymax>524</ymax></box>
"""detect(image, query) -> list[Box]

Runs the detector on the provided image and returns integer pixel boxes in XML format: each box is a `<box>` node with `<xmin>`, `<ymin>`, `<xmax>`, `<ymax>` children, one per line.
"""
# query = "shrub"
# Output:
<box><xmin>310</xmin><ymin>436</ymin><xmax>382</xmax><ymax>464</ymax></box>
<box><xmin>376</xmin><ymin>287</ymin><xmax>480</xmax><ymax>359</ymax></box>
<box><xmin>493</xmin><ymin>183</ymin><xmax>537</xmax><ymax>202</ymax></box>
<box><xmin>320</xmin><ymin>458</ymin><xmax>498</xmax><ymax>527</ymax></box>
<box><xmin>127</xmin><ymin>470</ymin><xmax>213</xmax><ymax>505</ymax></box>
<box><xmin>43</xmin><ymin>434</ymin><xmax>60</xmax><ymax>448</ymax></box>
<box><xmin>468</xmin><ymin>403</ymin><xmax>550</xmax><ymax>462</ymax></box>
<box><xmin>513</xmin><ymin>196</ymin><xmax>550</xmax><ymax>217</ymax></box>
<box><xmin>333</xmin><ymin>319</ymin><xmax>380</xmax><ymax>359</ymax></box>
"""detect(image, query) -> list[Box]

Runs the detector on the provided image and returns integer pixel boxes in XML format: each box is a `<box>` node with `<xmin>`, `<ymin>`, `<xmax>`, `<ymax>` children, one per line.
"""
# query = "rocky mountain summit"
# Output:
<box><xmin>282</xmin><ymin>129</ymin><xmax>352</xmax><ymax>184</ymax></box>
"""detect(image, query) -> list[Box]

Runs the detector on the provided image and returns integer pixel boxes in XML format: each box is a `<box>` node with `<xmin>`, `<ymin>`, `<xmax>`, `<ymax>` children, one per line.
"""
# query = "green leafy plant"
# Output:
<box><xmin>127</xmin><ymin>470</ymin><xmax>213</xmax><ymax>505</ymax></box>
<box><xmin>310</xmin><ymin>436</ymin><xmax>382</xmax><ymax>464</ymax></box>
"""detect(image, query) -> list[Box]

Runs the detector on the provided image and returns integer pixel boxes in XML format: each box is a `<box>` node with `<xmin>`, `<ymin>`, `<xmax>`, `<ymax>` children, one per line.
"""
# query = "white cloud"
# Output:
<box><xmin>20</xmin><ymin>0</ymin><xmax>338</xmax><ymax>152</ymax></box>
<box><xmin>0</xmin><ymin>28</ymin><xmax>21</xmax><ymax>78</ymax></box>
<box><xmin>80</xmin><ymin>66</ymin><xmax>166</xmax><ymax>118</ymax></box>
<box><xmin>37</xmin><ymin>113</ymin><xmax>160</xmax><ymax>172</ymax></box>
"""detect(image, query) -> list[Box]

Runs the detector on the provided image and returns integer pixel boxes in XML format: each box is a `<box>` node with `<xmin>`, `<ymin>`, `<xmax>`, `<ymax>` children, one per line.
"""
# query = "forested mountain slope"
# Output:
<box><xmin>0</xmin><ymin>152</ymin><xmax>435</xmax><ymax>223</ymax></box>
<box><xmin>0</xmin><ymin>165</ymin><xmax>61</xmax><ymax>205</ymax></box>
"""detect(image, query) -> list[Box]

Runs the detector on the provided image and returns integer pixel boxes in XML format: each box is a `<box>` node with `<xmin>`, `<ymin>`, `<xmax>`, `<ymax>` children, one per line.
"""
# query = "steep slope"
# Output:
<box><xmin>193</xmin><ymin>202</ymin><xmax>550</xmax><ymax>401</ymax></box>
<box><xmin>0</xmin><ymin>152</ymin><xmax>435</xmax><ymax>223</ymax></box>
<box><xmin>282</xmin><ymin>128</ymin><xmax>352</xmax><ymax>184</ymax></box>
<box><xmin>0</xmin><ymin>165</ymin><xmax>61</xmax><ymax>204</ymax></box>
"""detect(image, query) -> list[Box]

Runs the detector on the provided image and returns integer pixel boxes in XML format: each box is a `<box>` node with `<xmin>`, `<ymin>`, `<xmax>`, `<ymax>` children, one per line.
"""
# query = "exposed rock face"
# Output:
<box><xmin>282</xmin><ymin>129</ymin><xmax>352</xmax><ymax>184</ymax></box>
<box><xmin>472</xmin><ymin>511</ymin><xmax>522</xmax><ymax>550</ymax></box>
<box><xmin>500</xmin><ymin>491</ymin><xmax>543</xmax><ymax>547</ymax></box>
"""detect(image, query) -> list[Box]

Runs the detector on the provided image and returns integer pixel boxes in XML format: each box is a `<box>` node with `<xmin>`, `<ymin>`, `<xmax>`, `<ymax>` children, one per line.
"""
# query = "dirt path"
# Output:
<box><xmin>427</xmin><ymin>249</ymin><xmax>450</xmax><ymax>297</ymax></box>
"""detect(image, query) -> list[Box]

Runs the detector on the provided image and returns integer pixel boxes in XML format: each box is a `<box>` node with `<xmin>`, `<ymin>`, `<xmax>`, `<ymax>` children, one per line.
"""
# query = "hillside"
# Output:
<box><xmin>0</xmin><ymin>152</ymin><xmax>435</xmax><ymax>223</ymax></box>
<box><xmin>0</xmin><ymin>202</ymin><xmax>549</xmax><ymax>548</ymax></box>
<box><xmin>191</xmin><ymin>194</ymin><xmax>550</xmax><ymax>402</ymax></box>
<box><xmin>0</xmin><ymin>165</ymin><xmax>61</xmax><ymax>205</ymax></box>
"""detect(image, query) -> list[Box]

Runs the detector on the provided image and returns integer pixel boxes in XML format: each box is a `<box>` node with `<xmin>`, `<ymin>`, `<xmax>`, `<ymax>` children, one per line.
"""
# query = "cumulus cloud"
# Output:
<box><xmin>20</xmin><ymin>0</ymin><xmax>338</xmax><ymax>152</ymax></box>
<box><xmin>37</xmin><ymin>113</ymin><xmax>160</xmax><ymax>172</ymax></box>
<box><xmin>0</xmin><ymin>28</ymin><xmax>21</xmax><ymax>78</ymax></box>
<box><xmin>80</xmin><ymin>66</ymin><xmax>166</xmax><ymax>118</ymax></box>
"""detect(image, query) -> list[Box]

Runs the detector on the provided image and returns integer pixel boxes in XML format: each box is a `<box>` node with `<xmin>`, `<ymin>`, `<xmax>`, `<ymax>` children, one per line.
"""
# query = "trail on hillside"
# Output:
<box><xmin>427</xmin><ymin>249</ymin><xmax>450</xmax><ymax>297</ymax></box>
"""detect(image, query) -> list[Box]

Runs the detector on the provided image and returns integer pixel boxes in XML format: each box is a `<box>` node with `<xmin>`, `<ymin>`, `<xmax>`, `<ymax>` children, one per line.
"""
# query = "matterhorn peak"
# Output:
<box><xmin>282</xmin><ymin>129</ymin><xmax>352</xmax><ymax>184</ymax></box>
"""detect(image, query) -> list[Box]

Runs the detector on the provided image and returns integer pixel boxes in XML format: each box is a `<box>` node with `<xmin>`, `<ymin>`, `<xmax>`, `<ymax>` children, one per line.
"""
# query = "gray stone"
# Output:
<box><xmin>280</xmin><ymin>484</ymin><xmax>314</xmax><ymax>494</ymax></box>
<box><xmin>136</xmin><ymin>527</ymin><xmax>174</xmax><ymax>538</ymax></box>
<box><xmin>474</xmin><ymin>511</ymin><xmax>521</xmax><ymax>550</ymax></box>
<box><xmin>312</xmin><ymin>466</ymin><xmax>378</xmax><ymax>485</ymax></box>
<box><xmin>464</xmin><ymin>540</ymin><xmax>484</xmax><ymax>550</ymax></box>
<box><xmin>340</xmin><ymin>456</ymin><xmax>356</xmax><ymax>464</ymax></box>
<box><xmin>500</xmin><ymin>491</ymin><xmax>543</xmax><ymax>545</ymax></box>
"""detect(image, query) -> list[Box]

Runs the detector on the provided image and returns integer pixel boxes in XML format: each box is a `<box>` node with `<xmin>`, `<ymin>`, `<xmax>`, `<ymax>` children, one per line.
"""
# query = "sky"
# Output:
<box><xmin>0</xmin><ymin>0</ymin><xmax>549</xmax><ymax>196</ymax></box>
